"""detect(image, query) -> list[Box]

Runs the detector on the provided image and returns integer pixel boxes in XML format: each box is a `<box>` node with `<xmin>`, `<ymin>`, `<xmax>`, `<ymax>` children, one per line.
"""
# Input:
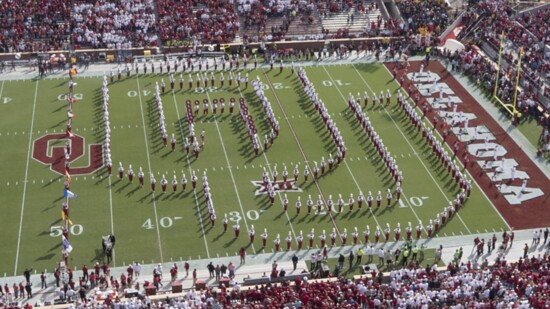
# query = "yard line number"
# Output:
<box><xmin>228</xmin><ymin>210</ymin><xmax>260</xmax><ymax>222</ymax></box>
<box><xmin>128</xmin><ymin>90</ymin><xmax>151</xmax><ymax>97</ymax></box>
<box><xmin>142</xmin><ymin>216</ymin><xmax>183</xmax><ymax>229</ymax></box>
<box><xmin>322</xmin><ymin>80</ymin><xmax>345</xmax><ymax>87</ymax></box>
<box><xmin>262</xmin><ymin>83</ymin><xmax>284</xmax><ymax>90</ymax></box>
<box><xmin>398</xmin><ymin>196</ymin><xmax>429</xmax><ymax>208</ymax></box>
<box><xmin>58</xmin><ymin>93</ymin><xmax>83</xmax><ymax>101</ymax></box>
<box><xmin>50</xmin><ymin>224</ymin><xmax>84</xmax><ymax>237</ymax></box>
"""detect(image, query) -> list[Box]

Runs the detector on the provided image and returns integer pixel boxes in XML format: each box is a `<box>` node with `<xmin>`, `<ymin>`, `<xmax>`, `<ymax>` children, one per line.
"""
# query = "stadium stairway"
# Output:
<box><xmin>320</xmin><ymin>4</ymin><xmax>384</xmax><ymax>36</ymax></box>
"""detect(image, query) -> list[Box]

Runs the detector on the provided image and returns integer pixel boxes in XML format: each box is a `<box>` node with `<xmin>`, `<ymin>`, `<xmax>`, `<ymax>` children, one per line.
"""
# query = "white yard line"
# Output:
<box><xmin>348</xmin><ymin>64</ymin><xmax>472</xmax><ymax>234</ymax></box>
<box><xmin>316</xmin><ymin>67</ymin><xmax>393</xmax><ymax>233</ymax></box>
<box><xmin>103</xmin><ymin>82</ymin><xmax>116</xmax><ymax>266</ymax></box>
<box><xmin>231</xmin><ymin>78</ymin><xmax>298</xmax><ymax>246</ymax></box>
<box><xmin>170</xmin><ymin>90</ymin><xmax>211</xmax><ymax>258</ymax></box>
<box><xmin>14</xmin><ymin>81</ymin><xmax>38</xmax><ymax>275</ymax></box>
<box><xmin>107</xmin><ymin>175</ymin><xmax>116</xmax><ymax>266</ymax></box>
<box><xmin>379</xmin><ymin>64</ymin><xmax>511</xmax><ymax>231</ymax></box>
<box><xmin>136</xmin><ymin>77</ymin><xmax>164</xmax><ymax>262</ymax></box>
<box><xmin>319</xmin><ymin>66</ymin><xmax>425</xmax><ymax>230</ymax></box>
<box><xmin>0</xmin><ymin>80</ymin><xmax>5</xmax><ymax>101</ymax></box>
<box><xmin>262</xmin><ymin>69</ymin><xmax>344</xmax><ymax>240</ymax></box>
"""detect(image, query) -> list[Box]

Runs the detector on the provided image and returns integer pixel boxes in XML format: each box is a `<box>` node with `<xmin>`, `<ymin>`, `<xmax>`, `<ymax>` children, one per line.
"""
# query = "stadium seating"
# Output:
<box><xmin>463</xmin><ymin>0</ymin><xmax>548</xmax><ymax>100</ymax></box>
<box><xmin>212</xmin><ymin>254</ymin><xmax>549</xmax><ymax>307</ymax></box>
<box><xmin>397</xmin><ymin>0</ymin><xmax>451</xmax><ymax>36</ymax></box>
<box><xmin>72</xmin><ymin>0</ymin><xmax>159</xmax><ymax>49</ymax></box>
<box><xmin>236</xmin><ymin>0</ymin><xmax>322</xmax><ymax>42</ymax></box>
<box><xmin>0</xmin><ymin>0</ymin><xmax>71</xmax><ymax>52</ymax></box>
<box><xmin>157</xmin><ymin>0</ymin><xmax>240</xmax><ymax>45</ymax></box>
<box><xmin>320</xmin><ymin>0</ymin><xmax>387</xmax><ymax>38</ymax></box>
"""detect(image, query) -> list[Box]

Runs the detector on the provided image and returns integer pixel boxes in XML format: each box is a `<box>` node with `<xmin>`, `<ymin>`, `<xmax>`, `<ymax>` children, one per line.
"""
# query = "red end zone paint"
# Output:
<box><xmin>32</xmin><ymin>133</ymin><xmax>103</xmax><ymax>175</ymax></box>
<box><xmin>385</xmin><ymin>61</ymin><xmax>550</xmax><ymax>229</ymax></box>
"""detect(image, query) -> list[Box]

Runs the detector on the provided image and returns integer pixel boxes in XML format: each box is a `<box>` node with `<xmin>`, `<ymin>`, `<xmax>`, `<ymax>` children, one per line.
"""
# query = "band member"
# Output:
<box><xmin>170</xmin><ymin>133</ymin><xmax>176</xmax><ymax>151</ymax></box>
<box><xmin>249</xmin><ymin>225</ymin><xmax>255</xmax><ymax>243</ymax></box>
<box><xmin>223</xmin><ymin>214</ymin><xmax>228</xmax><ymax>233</ymax></box>
<box><xmin>233</xmin><ymin>222</ymin><xmax>240</xmax><ymax>238</ymax></box>
<box><xmin>363</xmin><ymin>225</ymin><xmax>370</xmax><ymax>244</ymax></box>
<box><xmin>118</xmin><ymin>162</ymin><xmax>124</xmax><ymax>179</ymax></box>
<box><xmin>172</xmin><ymin>175</ymin><xmax>178</xmax><ymax>192</ymax></box>
<box><xmin>352</xmin><ymin>227</ymin><xmax>358</xmax><ymax>245</ymax></box>
<box><xmin>416</xmin><ymin>221</ymin><xmax>423</xmax><ymax>239</ymax></box>
<box><xmin>274</xmin><ymin>234</ymin><xmax>281</xmax><ymax>252</ymax></box>
<box><xmin>160</xmin><ymin>175</ymin><xmax>168</xmax><ymax>193</ymax></box>
<box><xmin>341</xmin><ymin>228</ymin><xmax>348</xmax><ymax>245</ymax></box>
<box><xmin>138</xmin><ymin>167</ymin><xmax>144</xmax><ymax>187</ymax></box>
<box><xmin>151</xmin><ymin>174</ymin><xmax>156</xmax><ymax>192</ymax></box>
<box><xmin>181</xmin><ymin>172</ymin><xmax>187</xmax><ymax>191</ymax></box>
<box><xmin>286</xmin><ymin>231</ymin><xmax>292</xmax><ymax>251</ymax></box>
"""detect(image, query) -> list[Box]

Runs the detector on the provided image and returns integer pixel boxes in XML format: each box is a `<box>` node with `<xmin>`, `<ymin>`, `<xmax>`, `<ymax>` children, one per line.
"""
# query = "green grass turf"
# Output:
<box><xmin>0</xmin><ymin>63</ymin><xmax>508</xmax><ymax>276</ymax></box>
<box><xmin>517</xmin><ymin>115</ymin><xmax>546</xmax><ymax>151</ymax></box>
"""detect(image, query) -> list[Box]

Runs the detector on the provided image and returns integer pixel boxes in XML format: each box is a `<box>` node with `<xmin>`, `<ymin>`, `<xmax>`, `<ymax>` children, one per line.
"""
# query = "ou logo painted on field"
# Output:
<box><xmin>32</xmin><ymin>133</ymin><xmax>103</xmax><ymax>176</ymax></box>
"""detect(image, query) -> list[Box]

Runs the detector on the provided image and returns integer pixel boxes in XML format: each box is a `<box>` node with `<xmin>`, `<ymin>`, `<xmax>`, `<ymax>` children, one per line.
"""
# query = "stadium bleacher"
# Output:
<box><xmin>0</xmin><ymin>0</ymin><xmax>70</xmax><ymax>53</ymax></box>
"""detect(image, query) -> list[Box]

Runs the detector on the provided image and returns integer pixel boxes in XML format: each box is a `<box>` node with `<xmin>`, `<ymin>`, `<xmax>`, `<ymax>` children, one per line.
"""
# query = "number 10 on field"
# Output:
<box><xmin>398</xmin><ymin>196</ymin><xmax>429</xmax><ymax>208</ymax></box>
<box><xmin>142</xmin><ymin>217</ymin><xmax>182</xmax><ymax>230</ymax></box>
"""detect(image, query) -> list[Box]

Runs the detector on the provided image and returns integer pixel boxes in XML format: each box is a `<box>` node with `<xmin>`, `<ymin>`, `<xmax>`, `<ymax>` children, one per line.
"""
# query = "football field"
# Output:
<box><xmin>0</xmin><ymin>62</ymin><xmax>509</xmax><ymax>276</ymax></box>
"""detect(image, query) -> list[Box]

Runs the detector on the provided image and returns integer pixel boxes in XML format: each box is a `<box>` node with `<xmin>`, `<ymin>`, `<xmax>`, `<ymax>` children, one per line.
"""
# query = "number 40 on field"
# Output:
<box><xmin>142</xmin><ymin>217</ymin><xmax>182</xmax><ymax>229</ymax></box>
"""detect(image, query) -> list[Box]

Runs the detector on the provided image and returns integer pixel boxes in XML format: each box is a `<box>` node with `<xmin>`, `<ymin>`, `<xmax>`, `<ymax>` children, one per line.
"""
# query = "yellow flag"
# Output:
<box><xmin>68</xmin><ymin>219</ymin><xmax>73</xmax><ymax>226</ymax></box>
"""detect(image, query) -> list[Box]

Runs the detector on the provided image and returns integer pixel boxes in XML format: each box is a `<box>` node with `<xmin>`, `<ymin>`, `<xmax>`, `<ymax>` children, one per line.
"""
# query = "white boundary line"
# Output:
<box><xmin>231</xmin><ymin>76</ymin><xmax>298</xmax><ymax>247</ymax></box>
<box><xmin>14</xmin><ymin>81</ymin><xmax>39</xmax><ymax>275</ymax></box>
<box><xmin>378</xmin><ymin>63</ymin><xmax>511</xmax><ymax>231</ymax></box>
<box><xmin>348</xmin><ymin>64</ymin><xmax>472</xmax><ymax>234</ymax></box>
<box><xmin>169</xmin><ymin>89</ymin><xmax>211</xmax><ymax>258</ymax></box>
<box><xmin>136</xmin><ymin>77</ymin><xmax>164</xmax><ymax>262</ymax></box>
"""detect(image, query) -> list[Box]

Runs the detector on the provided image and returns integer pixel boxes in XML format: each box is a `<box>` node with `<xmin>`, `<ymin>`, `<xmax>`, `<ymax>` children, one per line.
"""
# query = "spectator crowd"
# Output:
<box><xmin>397</xmin><ymin>0</ymin><xmax>451</xmax><ymax>36</ymax></box>
<box><xmin>0</xmin><ymin>0</ymin><xmax>70</xmax><ymax>52</ymax></box>
<box><xmin>158</xmin><ymin>0</ymin><xmax>240</xmax><ymax>45</ymax></box>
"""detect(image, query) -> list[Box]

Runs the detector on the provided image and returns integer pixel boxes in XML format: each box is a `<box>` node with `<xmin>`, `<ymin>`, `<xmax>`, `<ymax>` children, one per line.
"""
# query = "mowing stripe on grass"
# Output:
<box><xmin>319</xmin><ymin>66</ymin><xmax>427</xmax><ymax>234</ymax></box>
<box><xmin>205</xmin><ymin>98</ymin><xmax>257</xmax><ymax>254</ymax></box>
<box><xmin>135</xmin><ymin>77</ymin><xmax>164</xmax><ymax>262</ymax></box>
<box><xmin>262</xmin><ymin>69</ymin><xmax>343</xmax><ymax>240</ymax></box>
<box><xmin>231</xmin><ymin>75</ymin><xmax>298</xmax><ymax>247</ymax></box>
<box><xmin>348</xmin><ymin>64</ymin><xmax>472</xmax><ymax>234</ymax></box>
<box><xmin>378</xmin><ymin>64</ymin><xmax>511</xmax><ymax>231</ymax></box>
<box><xmin>170</xmin><ymin>88</ymin><xmax>211</xmax><ymax>258</ymax></box>
<box><xmin>14</xmin><ymin>81</ymin><xmax>38</xmax><ymax>275</ymax></box>
<box><xmin>316</xmin><ymin>67</ymin><xmax>388</xmax><ymax>233</ymax></box>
